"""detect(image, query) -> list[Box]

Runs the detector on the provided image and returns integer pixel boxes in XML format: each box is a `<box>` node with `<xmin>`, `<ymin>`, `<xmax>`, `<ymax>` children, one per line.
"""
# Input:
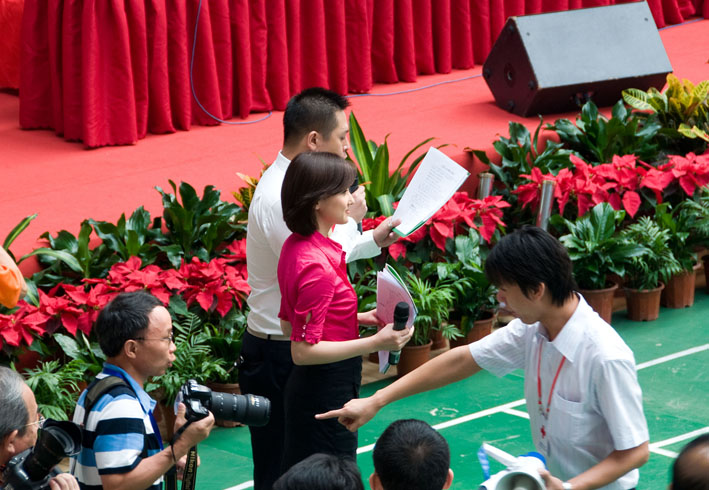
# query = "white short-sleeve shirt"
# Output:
<box><xmin>469</xmin><ymin>295</ymin><xmax>648</xmax><ymax>490</ymax></box>
<box><xmin>245</xmin><ymin>152</ymin><xmax>380</xmax><ymax>336</ymax></box>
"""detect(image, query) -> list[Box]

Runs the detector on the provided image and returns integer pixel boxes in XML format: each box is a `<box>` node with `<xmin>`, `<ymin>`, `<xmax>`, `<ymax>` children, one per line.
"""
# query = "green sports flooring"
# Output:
<box><xmin>193</xmin><ymin>294</ymin><xmax>709</xmax><ymax>490</ymax></box>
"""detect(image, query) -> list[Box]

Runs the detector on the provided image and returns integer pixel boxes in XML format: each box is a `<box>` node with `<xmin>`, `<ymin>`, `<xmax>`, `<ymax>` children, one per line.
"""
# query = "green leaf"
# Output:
<box><xmin>622</xmin><ymin>89</ymin><xmax>653</xmax><ymax>111</ymax></box>
<box><xmin>3</xmin><ymin>214</ymin><xmax>37</xmax><ymax>250</ymax></box>
<box><xmin>19</xmin><ymin>248</ymin><xmax>83</xmax><ymax>273</ymax></box>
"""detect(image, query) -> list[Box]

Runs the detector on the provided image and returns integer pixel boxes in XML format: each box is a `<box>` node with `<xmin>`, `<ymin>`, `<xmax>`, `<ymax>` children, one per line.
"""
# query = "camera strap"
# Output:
<box><xmin>164</xmin><ymin>446</ymin><xmax>198</xmax><ymax>490</ymax></box>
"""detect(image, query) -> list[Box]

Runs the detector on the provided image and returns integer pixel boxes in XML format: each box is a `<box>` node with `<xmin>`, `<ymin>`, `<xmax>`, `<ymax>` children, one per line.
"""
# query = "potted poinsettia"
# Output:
<box><xmin>620</xmin><ymin>217</ymin><xmax>682</xmax><ymax>321</ymax></box>
<box><xmin>553</xmin><ymin>203</ymin><xmax>646</xmax><ymax>324</ymax></box>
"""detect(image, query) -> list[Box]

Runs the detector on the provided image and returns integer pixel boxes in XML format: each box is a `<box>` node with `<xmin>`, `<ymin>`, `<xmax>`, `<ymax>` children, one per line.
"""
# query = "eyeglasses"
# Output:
<box><xmin>133</xmin><ymin>332</ymin><xmax>175</xmax><ymax>344</ymax></box>
<box><xmin>23</xmin><ymin>413</ymin><xmax>46</xmax><ymax>429</ymax></box>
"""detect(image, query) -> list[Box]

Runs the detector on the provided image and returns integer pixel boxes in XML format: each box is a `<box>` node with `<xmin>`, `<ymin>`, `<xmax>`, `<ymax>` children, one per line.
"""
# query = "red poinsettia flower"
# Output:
<box><xmin>0</xmin><ymin>302</ymin><xmax>48</xmax><ymax>347</ymax></box>
<box><xmin>667</xmin><ymin>152</ymin><xmax>709</xmax><ymax>196</ymax></box>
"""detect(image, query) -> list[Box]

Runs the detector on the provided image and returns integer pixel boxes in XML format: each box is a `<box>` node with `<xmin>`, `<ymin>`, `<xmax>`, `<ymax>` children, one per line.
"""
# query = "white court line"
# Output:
<box><xmin>502</xmin><ymin>408</ymin><xmax>530</xmax><ymax>419</ymax></box>
<box><xmin>650</xmin><ymin>447</ymin><xmax>678</xmax><ymax>458</ymax></box>
<box><xmin>650</xmin><ymin>427</ymin><xmax>709</xmax><ymax>450</ymax></box>
<box><xmin>223</xmin><ymin>344</ymin><xmax>708</xmax><ymax>490</ymax></box>
<box><xmin>636</xmin><ymin>344</ymin><xmax>709</xmax><ymax>370</ymax></box>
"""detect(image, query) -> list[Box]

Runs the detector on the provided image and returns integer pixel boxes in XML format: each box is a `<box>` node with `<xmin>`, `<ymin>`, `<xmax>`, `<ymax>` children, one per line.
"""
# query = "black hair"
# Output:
<box><xmin>95</xmin><ymin>291</ymin><xmax>164</xmax><ymax>357</ymax></box>
<box><xmin>373</xmin><ymin>419</ymin><xmax>450</xmax><ymax>490</ymax></box>
<box><xmin>283</xmin><ymin>87</ymin><xmax>350</xmax><ymax>147</ymax></box>
<box><xmin>281</xmin><ymin>152</ymin><xmax>357</xmax><ymax>236</ymax></box>
<box><xmin>273</xmin><ymin>453</ymin><xmax>364</xmax><ymax>490</ymax></box>
<box><xmin>485</xmin><ymin>226</ymin><xmax>576</xmax><ymax>307</ymax></box>
<box><xmin>672</xmin><ymin>433</ymin><xmax>709</xmax><ymax>490</ymax></box>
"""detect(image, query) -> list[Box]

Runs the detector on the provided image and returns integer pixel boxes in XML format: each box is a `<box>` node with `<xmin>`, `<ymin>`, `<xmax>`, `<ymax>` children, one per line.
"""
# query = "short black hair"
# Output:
<box><xmin>283</xmin><ymin>87</ymin><xmax>350</xmax><ymax>147</ymax></box>
<box><xmin>672</xmin><ymin>433</ymin><xmax>709</xmax><ymax>490</ymax></box>
<box><xmin>373</xmin><ymin>419</ymin><xmax>450</xmax><ymax>490</ymax></box>
<box><xmin>273</xmin><ymin>453</ymin><xmax>364</xmax><ymax>490</ymax></box>
<box><xmin>281</xmin><ymin>152</ymin><xmax>356</xmax><ymax>236</ymax></box>
<box><xmin>95</xmin><ymin>291</ymin><xmax>164</xmax><ymax>357</ymax></box>
<box><xmin>485</xmin><ymin>226</ymin><xmax>576</xmax><ymax>307</ymax></box>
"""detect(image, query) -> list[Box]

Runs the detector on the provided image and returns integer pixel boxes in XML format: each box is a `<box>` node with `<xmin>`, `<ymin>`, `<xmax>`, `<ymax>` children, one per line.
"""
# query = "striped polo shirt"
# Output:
<box><xmin>71</xmin><ymin>364</ymin><xmax>163</xmax><ymax>490</ymax></box>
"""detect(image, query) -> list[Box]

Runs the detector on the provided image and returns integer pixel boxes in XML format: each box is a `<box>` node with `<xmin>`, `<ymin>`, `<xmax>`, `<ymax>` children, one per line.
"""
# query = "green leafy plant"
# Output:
<box><xmin>21</xmin><ymin>221</ymin><xmax>120</xmax><ymax>288</ymax></box>
<box><xmin>553</xmin><ymin>203</ymin><xmax>646</xmax><ymax>290</ymax></box>
<box><xmin>149</xmin><ymin>303</ymin><xmax>228</xmax><ymax>404</ymax></box>
<box><xmin>405</xmin><ymin>272</ymin><xmax>454</xmax><ymax>346</ymax></box>
<box><xmin>155</xmin><ymin>180</ymin><xmax>245</xmax><ymax>267</ymax></box>
<box><xmin>88</xmin><ymin>206</ymin><xmax>162</xmax><ymax>265</ymax></box>
<box><xmin>678</xmin><ymin>188</ymin><xmax>709</xmax><ymax>250</ymax></box>
<box><xmin>620</xmin><ymin>216</ymin><xmax>682</xmax><ymax>290</ymax></box>
<box><xmin>442</xmin><ymin>229</ymin><xmax>497</xmax><ymax>336</ymax></box>
<box><xmin>654</xmin><ymin>202</ymin><xmax>697</xmax><ymax>272</ymax></box>
<box><xmin>623</xmin><ymin>75</ymin><xmax>709</xmax><ymax>154</ymax></box>
<box><xmin>348</xmin><ymin>112</ymin><xmax>438</xmax><ymax>217</ymax></box>
<box><xmin>546</xmin><ymin>100</ymin><xmax>662</xmax><ymax>164</ymax></box>
<box><xmin>54</xmin><ymin>331</ymin><xmax>106</xmax><ymax>382</ymax></box>
<box><xmin>22</xmin><ymin>360</ymin><xmax>85</xmax><ymax>420</ymax></box>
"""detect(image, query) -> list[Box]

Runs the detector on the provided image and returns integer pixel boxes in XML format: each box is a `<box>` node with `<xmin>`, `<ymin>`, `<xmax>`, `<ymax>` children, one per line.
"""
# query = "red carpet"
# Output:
<box><xmin>1</xmin><ymin>18</ymin><xmax>708</xmax><ymax>271</ymax></box>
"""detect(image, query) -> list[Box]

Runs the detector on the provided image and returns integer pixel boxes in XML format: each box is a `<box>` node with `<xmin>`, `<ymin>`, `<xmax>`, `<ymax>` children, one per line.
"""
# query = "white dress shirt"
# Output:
<box><xmin>469</xmin><ymin>295</ymin><xmax>648</xmax><ymax>490</ymax></box>
<box><xmin>245</xmin><ymin>152</ymin><xmax>381</xmax><ymax>336</ymax></box>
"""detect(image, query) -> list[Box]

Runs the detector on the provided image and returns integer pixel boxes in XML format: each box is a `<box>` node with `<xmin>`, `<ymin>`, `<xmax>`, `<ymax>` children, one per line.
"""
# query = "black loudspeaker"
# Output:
<box><xmin>482</xmin><ymin>2</ymin><xmax>672</xmax><ymax>117</ymax></box>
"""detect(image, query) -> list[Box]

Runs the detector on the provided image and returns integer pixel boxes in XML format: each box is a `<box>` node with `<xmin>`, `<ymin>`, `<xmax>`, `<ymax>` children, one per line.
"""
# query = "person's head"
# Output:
<box><xmin>671</xmin><ymin>433</ymin><xmax>709</xmax><ymax>489</ymax></box>
<box><xmin>273</xmin><ymin>453</ymin><xmax>364</xmax><ymax>490</ymax></box>
<box><xmin>371</xmin><ymin>419</ymin><xmax>454</xmax><ymax>490</ymax></box>
<box><xmin>0</xmin><ymin>366</ymin><xmax>40</xmax><ymax>466</ymax></box>
<box><xmin>485</xmin><ymin>226</ymin><xmax>576</xmax><ymax>322</ymax></box>
<box><xmin>281</xmin><ymin>152</ymin><xmax>357</xmax><ymax>236</ymax></box>
<box><xmin>94</xmin><ymin>292</ymin><xmax>175</xmax><ymax>383</ymax></box>
<box><xmin>282</xmin><ymin>87</ymin><xmax>351</xmax><ymax>158</ymax></box>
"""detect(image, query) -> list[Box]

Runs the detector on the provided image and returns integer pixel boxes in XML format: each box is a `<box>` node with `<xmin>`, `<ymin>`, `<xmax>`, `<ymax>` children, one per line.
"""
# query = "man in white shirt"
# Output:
<box><xmin>319</xmin><ymin>227</ymin><xmax>650</xmax><ymax>490</ymax></box>
<box><xmin>241</xmin><ymin>87</ymin><xmax>400</xmax><ymax>490</ymax></box>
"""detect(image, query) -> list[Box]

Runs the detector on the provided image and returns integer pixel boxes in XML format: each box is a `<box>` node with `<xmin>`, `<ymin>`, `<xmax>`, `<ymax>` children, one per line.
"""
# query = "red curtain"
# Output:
<box><xmin>18</xmin><ymin>0</ymin><xmax>707</xmax><ymax>147</ymax></box>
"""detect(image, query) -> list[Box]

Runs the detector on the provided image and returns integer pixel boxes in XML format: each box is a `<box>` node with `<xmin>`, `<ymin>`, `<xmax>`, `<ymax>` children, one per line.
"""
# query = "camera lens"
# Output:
<box><xmin>209</xmin><ymin>392</ymin><xmax>271</xmax><ymax>427</ymax></box>
<box><xmin>23</xmin><ymin>421</ymin><xmax>82</xmax><ymax>482</ymax></box>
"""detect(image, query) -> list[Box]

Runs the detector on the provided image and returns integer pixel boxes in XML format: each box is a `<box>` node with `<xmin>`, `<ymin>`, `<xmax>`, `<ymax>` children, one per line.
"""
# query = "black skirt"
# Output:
<box><xmin>282</xmin><ymin>355</ymin><xmax>362</xmax><ymax>472</ymax></box>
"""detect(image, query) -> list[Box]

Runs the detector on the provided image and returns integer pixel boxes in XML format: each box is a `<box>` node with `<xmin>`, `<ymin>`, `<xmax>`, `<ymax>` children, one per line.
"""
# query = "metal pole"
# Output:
<box><xmin>477</xmin><ymin>172</ymin><xmax>494</xmax><ymax>199</ymax></box>
<box><xmin>536</xmin><ymin>179</ymin><xmax>556</xmax><ymax>231</ymax></box>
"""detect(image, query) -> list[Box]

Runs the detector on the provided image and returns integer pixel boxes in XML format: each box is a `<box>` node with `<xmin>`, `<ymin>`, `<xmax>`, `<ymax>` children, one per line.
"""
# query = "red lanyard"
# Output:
<box><xmin>536</xmin><ymin>341</ymin><xmax>566</xmax><ymax>439</ymax></box>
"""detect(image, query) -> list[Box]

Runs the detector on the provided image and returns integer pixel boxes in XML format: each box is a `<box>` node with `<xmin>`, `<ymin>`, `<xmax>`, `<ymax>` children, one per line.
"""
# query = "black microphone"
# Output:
<box><xmin>388</xmin><ymin>302</ymin><xmax>410</xmax><ymax>366</ymax></box>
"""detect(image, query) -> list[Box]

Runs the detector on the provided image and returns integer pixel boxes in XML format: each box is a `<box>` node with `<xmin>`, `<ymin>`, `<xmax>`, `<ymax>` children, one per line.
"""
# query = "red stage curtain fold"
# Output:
<box><xmin>18</xmin><ymin>0</ymin><xmax>706</xmax><ymax>147</ymax></box>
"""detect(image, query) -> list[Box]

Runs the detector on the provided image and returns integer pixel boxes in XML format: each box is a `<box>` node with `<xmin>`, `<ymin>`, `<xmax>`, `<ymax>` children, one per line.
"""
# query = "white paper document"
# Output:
<box><xmin>375</xmin><ymin>265</ymin><xmax>417</xmax><ymax>373</ymax></box>
<box><xmin>392</xmin><ymin>146</ymin><xmax>470</xmax><ymax>237</ymax></box>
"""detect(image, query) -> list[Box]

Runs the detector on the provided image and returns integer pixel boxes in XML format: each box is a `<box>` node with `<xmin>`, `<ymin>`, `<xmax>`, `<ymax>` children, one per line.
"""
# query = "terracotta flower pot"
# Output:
<box><xmin>449</xmin><ymin>314</ymin><xmax>495</xmax><ymax>348</ymax></box>
<box><xmin>430</xmin><ymin>328</ymin><xmax>447</xmax><ymax>350</ymax></box>
<box><xmin>661</xmin><ymin>263</ymin><xmax>700</xmax><ymax>308</ymax></box>
<box><xmin>397</xmin><ymin>341</ymin><xmax>432</xmax><ymax>378</ymax></box>
<box><xmin>625</xmin><ymin>283</ymin><xmax>664</xmax><ymax>321</ymax></box>
<box><xmin>206</xmin><ymin>381</ymin><xmax>244</xmax><ymax>428</ymax></box>
<box><xmin>579</xmin><ymin>282</ymin><xmax>619</xmax><ymax>324</ymax></box>
<box><xmin>703</xmin><ymin>255</ymin><xmax>709</xmax><ymax>294</ymax></box>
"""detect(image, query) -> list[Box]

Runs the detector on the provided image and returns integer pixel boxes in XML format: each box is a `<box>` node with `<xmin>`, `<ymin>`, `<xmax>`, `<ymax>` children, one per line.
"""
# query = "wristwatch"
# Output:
<box><xmin>562</xmin><ymin>483</ymin><xmax>573</xmax><ymax>490</ymax></box>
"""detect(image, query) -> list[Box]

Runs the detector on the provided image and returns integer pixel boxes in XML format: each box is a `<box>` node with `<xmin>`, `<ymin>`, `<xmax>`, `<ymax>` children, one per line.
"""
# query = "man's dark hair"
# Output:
<box><xmin>283</xmin><ymin>87</ymin><xmax>350</xmax><ymax>147</ymax></box>
<box><xmin>373</xmin><ymin>419</ymin><xmax>450</xmax><ymax>490</ymax></box>
<box><xmin>672</xmin><ymin>433</ymin><xmax>709</xmax><ymax>489</ymax></box>
<box><xmin>95</xmin><ymin>291</ymin><xmax>164</xmax><ymax>357</ymax></box>
<box><xmin>273</xmin><ymin>453</ymin><xmax>364</xmax><ymax>490</ymax></box>
<box><xmin>485</xmin><ymin>226</ymin><xmax>576</xmax><ymax>307</ymax></box>
<box><xmin>281</xmin><ymin>152</ymin><xmax>356</xmax><ymax>236</ymax></box>
<box><xmin>0</xmin><ymin>366</ymin><xmax>29</xmax><ymax>440</ymax></box>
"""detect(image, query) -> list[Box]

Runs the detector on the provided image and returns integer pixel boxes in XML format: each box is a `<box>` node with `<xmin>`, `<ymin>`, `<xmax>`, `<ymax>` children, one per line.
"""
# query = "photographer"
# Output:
<box><xmin>0</xmin><ymin>366</ymin><xmax>78</xmax><ymax>490</ymax></box>
<box><xmin>70</xmin><ymin>292</ymin><xmax>214</xmax><ymax>490</ymax></box>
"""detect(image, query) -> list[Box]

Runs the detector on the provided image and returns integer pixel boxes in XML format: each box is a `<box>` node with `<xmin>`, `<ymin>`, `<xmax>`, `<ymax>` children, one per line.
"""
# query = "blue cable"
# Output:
<box><xmin>346</xmin><ymin>73</ymin><xmax>484</xmax><ymax>99</ymax></box>
<box><xmin>190</xmin><ymin>0</ymin><xmax>272</xmax><ymax>125</ymax></box>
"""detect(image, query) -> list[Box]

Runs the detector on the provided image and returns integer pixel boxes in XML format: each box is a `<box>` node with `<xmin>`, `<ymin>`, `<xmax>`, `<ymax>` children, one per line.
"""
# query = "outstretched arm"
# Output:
<box><xmin>316</xmin><ymin>345</ymin><xmax>482</xmax><ymax>431</ymax></box>
<box><xmin>540</xmin><ymin>442</ymin><xmax>649</xmax><ymax>490</ymax></box>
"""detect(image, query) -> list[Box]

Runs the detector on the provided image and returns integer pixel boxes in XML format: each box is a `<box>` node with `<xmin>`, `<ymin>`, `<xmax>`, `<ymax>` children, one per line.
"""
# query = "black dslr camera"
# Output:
<box><xmin>177</xmin><ymin>380</ymin><xmax>270</xmax><ymax>427</ymax></box>
<box><xmin>2</xmin><ymin>420</ymin><xmax>82</xmax><ymax>490</ymax></box>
